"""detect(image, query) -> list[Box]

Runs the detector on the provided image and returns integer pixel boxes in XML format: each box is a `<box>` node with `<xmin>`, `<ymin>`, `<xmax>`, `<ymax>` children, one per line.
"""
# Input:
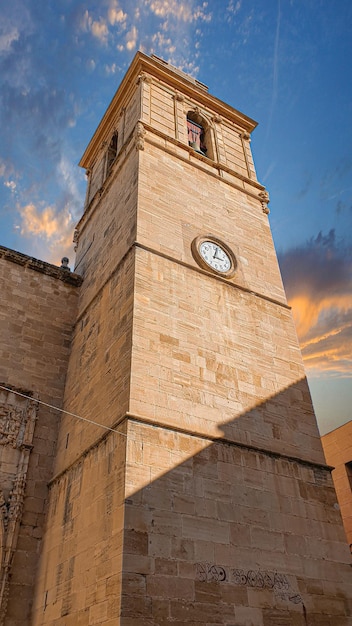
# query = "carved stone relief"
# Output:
<box><xmin>135</xmin><ymin>121</ymin><xmax>146</xmax><ymax>151</ymax></box>
<box><xmin>173</xmin><ymin>91</ymin><xmax>185</xmax><ymax>102</ymax></box>
<box><xmin>137</xmin><ymin>72</ymin><xmax>152</xmax><ymax>85</ymax></box>
<box><xmin>259</xmin><ymin>190</ymin><xmax>270</xmax><ymax>214</ymax></box>
<box><xmin>0</xmin><ymin>386</ymin><xmax>38</xmax><ymax>625</ymax></box>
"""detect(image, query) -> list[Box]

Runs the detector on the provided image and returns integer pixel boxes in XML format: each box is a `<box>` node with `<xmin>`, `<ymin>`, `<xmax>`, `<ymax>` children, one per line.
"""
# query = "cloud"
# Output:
<box><xmin>136</xmin><ymin>0</ymin><xmax>211</xmax><ymax>74</ymax></box>
<box><xmin>278</xmin><ymin>230</ymin><xmax>352</xmax><ymax>377</ymax></box>
<box><xmin>145</xmin><ymin>0</ymin><xmax>211</xmax><ymax>22</ymax></box>
<box><xmin>91</xmin><ymin>20</ymin><xmax>109</xmax><ymax>44</ymax></box>
<box><xmin>81</xmin><ymin>10</ymin><xmax>109</xmax><ymax>44</ymax></box>
<box><xmin>126</xmin><ymin>25</ymin><xmax>138</xmax><ymax>50</ymax></box>
<box><xmin>0</xmin><ymin>159</ymin><xmax>15</xmax><ymax>180</ymax></box>
<box><xmin>108</xmin><ymin>1</ymin><xmax>127</xmax><ymax>25</ymax></box>
<box><xmin>19</xmin><ymin>202</ymin><xmax>75</xmax><ymax>264</ymax></box>
<box><xmin>227</xmin><ymin>0</ymin><xmax>241</xmax><ymax>16</ymax></box>
<box><xmin>151</xmin><ymin>31</ymin><xmax>176</xmax><ymax>55</ymax></box>
<box><xmin>4</xmin><ymin>180</ymin><xmax>16</xmax><ymax>192</ymax></box>
<box><xmin>0</xmin><ymin>28</ymin><xmax>19</xmax><ymax>54</ymax></box>
<box><xmin>74</xmin><ymin>0</ymin><xmax>211</xmax><ymax>76</ymax></box>
<box><xmin>105</xmin><ymin>62</ymin><xmax>120</xmax><ymax>74</ymax></box>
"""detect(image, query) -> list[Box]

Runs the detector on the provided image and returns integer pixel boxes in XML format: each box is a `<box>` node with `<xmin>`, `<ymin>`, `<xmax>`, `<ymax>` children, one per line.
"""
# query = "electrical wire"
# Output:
<box><xmin>0</xmin><ymin>384</ymin><xmax>127</xmax><ymax>437</ymax></box>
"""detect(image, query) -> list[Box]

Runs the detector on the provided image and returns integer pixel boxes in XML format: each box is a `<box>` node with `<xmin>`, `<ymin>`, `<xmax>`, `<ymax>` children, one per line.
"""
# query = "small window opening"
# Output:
<box><xmin>346</xmin><ymin>461</ymin><xmax>352</xmax><ymax>490</ymax></box>
<box><xmin>187</xmin><ymin>112</ymin><xmax>208</xmax><ymax>156</ymax></box>
<box><xmin>106</xmin><ymin>131</ymin><xmax>118</xmax><ymax>176</ymax></box>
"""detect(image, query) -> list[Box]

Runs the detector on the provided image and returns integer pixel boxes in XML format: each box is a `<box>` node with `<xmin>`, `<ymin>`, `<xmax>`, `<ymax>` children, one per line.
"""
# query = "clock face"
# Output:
<box><xmin>191</xmin><ymin>235</ymin><xmax>237</xmax><ymax>277</ymax></box>
<box><xmin>199</xmin><ymin>241</ymin><xmax>232</xmax><ymax>273</ymax></box>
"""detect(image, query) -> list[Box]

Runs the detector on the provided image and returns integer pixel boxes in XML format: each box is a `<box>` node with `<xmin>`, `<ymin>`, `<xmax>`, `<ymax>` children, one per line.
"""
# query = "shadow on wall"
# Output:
<box><xmin>36</xmin><ymin>379</ymin><xmax>352</xmax><ymax>626</ymax></box>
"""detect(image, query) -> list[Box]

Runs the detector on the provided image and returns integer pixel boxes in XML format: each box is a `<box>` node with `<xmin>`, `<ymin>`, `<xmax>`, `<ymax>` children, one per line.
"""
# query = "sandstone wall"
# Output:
<box><xmin>0</xmin><ymin>249</ymin><xmax>80</xmax><ymax>625</ymax></box>
<box><xmin>31</xmin><ymin>428</ymin><xmax>127</xmax><ymax>626</ymax></box>
<box><xmin>121</xmin><ymin>420</ymin><xmax>352</xmax><ymax>626</ymax></box>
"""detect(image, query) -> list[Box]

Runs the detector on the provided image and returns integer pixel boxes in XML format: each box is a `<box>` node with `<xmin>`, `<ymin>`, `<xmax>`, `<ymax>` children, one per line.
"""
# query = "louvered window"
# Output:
<box><xmin>187</xmin><ymin>118</ymin><xmax>207</xmax><ymax>155</ymax></box>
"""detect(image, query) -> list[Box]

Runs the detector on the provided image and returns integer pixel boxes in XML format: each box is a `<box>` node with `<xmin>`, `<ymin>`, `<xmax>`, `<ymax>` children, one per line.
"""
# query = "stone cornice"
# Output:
<box><xmin>0</xmin><ymin>246</ymin><xmax>83</xmax><ymax>286</ymax></box>
<box><xmin>48</xmin><ymin>412</ymin><xmax>333</xmax><ymax>488</ymax></box>
<box><xmin>79</xmin><ymin>51</ymin><xmax>258</xmax><ymax>170</ymax></box>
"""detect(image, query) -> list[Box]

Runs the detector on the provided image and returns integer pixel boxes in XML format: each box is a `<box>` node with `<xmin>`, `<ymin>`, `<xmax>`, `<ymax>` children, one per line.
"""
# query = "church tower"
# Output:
<box><xmin>31</xmin><ymin>52</ymin><xmax>352</xmax><ymax>625</ymax></box>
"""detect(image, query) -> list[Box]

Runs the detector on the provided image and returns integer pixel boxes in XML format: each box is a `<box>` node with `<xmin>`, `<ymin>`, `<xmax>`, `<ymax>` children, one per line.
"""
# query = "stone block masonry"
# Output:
<box><xmin>0</xmin><ymin>247</ymin><xmax>81</xmax><ymax>625</ymax></box>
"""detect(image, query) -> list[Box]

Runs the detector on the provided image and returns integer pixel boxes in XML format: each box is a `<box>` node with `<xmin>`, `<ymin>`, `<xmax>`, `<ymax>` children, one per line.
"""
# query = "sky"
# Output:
<box><xmin>0</xmin><ymin>0</ymin><xmax>351</xmax><ymax>435</ymax></box>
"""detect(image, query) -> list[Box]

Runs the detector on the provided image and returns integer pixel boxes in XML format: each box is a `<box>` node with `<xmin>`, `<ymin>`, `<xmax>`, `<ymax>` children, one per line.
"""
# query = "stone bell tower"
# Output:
<box><xmin>31</xmin><ymin>52</ymin><xmax>352</xmax><ymax>625</ymax></box>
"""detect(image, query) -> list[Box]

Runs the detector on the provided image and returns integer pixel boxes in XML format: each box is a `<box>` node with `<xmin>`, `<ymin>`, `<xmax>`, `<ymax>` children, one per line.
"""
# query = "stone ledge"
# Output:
<box><xmin>0</xmin><ymin>245</ymin><xmax>83</xmax><ymax>286</ymax></box>
<box><xmin>48</xmin><ymin>412</ymin><xmax>333</xmax><ymax>488</ymax></box>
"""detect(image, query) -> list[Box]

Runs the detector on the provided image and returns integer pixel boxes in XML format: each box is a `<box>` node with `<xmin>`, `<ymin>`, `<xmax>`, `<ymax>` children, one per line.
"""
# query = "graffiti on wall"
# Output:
<box><xmin>195</xmin><ymin>562</ymin><xmax>303</xmax><ymax>605</ymax></box>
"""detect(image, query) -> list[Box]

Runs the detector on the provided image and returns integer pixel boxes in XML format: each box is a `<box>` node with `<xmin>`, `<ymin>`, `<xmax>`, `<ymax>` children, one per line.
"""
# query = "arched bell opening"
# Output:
<box><xmin>186</xmin><ymin>111</ymin><xmax>213</xmax><ymax>159</ymax></box>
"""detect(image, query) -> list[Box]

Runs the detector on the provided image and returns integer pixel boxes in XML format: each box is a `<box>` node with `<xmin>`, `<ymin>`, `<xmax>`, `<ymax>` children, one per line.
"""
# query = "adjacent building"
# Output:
<box><xmin>322</xmin><ymin>421</ymin><xmax>352</xmax><ymax>552</ymax></box>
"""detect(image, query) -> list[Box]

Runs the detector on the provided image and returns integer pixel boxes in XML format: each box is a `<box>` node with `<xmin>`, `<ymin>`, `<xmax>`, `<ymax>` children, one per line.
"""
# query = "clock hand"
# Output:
<box><xmin>213</xmin><ymin>246</ymin><xmax>220</xmax><ymax>259</ymax></box>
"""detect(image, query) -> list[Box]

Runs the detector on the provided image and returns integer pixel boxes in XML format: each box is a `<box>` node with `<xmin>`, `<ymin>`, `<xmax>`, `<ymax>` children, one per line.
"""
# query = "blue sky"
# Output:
<box><xmin>0</xmin><ymin>0</ymin><xmax>351</xmax><ymax>435</ymax></box>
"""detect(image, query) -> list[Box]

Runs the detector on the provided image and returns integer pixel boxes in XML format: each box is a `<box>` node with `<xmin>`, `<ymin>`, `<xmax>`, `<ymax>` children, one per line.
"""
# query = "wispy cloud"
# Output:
<box><xmin>279</xmin><ymin>230</ymin><xmax>352</xmax><ymax>377</ymax></box>
<box><xmin>18</xmin><ymin>202</ymin><xmax>75</xmax><ymax>265</ymax></box>
<box><xmin>108</xmin><ymin>2</ymin><xmax>128</xmax><ymax>26</ymax></box>
<box><xmin>265</xmin><ymin>0</ymin><xmax>281</xmax><ymax>140</ymax></box>
<box><xmin>76</xmin><ymin>0</ymin><xmax>211</xmax><ymax>74</ymax></box>
<box><xmin>126</xmin><ymin>25</ymin><xmax>138</xmax><ymax>50</ymax></box>
<box><xmin>81</xmin><ymin>10</ymin><xmax>109</xmax><ymax>44</ymax></box>
<box><xmin>0</xmin><ymin>27</ymin><xmax>19</xmax><ymax>54</ymax></box>
<box><xmin>4</xmin><ymin>180</ymin><xmax>16</xmax><ymax>193</ymax></box>
<box><xmin>226</xmin><ymin>0</ymin><xmax>241</xmax><ymax>17</ymax></box>
<box><xmin>145</xmin><ymin>0</ymin><xmax>211</xmax><ymax>22</ymax></box>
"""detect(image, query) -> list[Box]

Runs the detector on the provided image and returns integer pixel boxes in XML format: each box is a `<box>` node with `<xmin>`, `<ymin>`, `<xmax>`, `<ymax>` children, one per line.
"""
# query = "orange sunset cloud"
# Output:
<box><xmin>279</xmin><ymin>230</ymin><xmax>352</xmax><ymax>378</ymax></box>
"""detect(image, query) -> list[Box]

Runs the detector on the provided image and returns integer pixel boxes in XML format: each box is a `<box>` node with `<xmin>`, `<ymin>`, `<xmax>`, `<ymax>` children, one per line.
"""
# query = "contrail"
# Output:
<box><xmin>266</xmin><ymin>0</ymin><xmax>281</xmax><ymax>142</ymax></box>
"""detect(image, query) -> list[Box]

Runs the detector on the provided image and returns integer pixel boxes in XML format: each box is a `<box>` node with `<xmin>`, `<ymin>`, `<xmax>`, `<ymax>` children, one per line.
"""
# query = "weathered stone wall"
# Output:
<box><xmin>121</xmin><ymin>420</ymin><xmax>352</xmax><ymax>625</ymax></box>
<box><xmin>0</xmin><ymin>249</ymin><xmax>81</xmax><ymax>625</ymax></box>
<box><xmin>53</xmin><ymin>251</ymin><xmax>135</xmax><ymax>474</ymax></box>
<box><xmin>130</xmin><ymin>246</ymin><xmax>323</xmax><ymax>465</ymax></box>
<box><xmin>85</xmin><ymin>86</ymin><xmax>141</xmax><ymax>210</ymax></box>
<box><xmin>31</xmin><ymin>427</ymin><xmax>127</xmax><ymax>626</ymax></box>
<box><xmin>74</xmin><ymin>136</ymin><xmax>139</xmax><ymax>313</ymax></box>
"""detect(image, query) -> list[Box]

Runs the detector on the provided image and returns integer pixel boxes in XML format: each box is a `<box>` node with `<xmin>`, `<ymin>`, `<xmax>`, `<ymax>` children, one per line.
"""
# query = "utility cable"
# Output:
<box><xmin>0</xmin><ymin>384</ymin><xmax>127</xmax><ymax>437</ymax></box>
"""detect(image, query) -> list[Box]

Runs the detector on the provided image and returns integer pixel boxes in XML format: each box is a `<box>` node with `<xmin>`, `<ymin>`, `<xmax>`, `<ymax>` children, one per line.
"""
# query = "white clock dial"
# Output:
<box><xmin>199</xmin><ymin>241</ymin><xmax>232</xmax><ymax>273</ymax></box>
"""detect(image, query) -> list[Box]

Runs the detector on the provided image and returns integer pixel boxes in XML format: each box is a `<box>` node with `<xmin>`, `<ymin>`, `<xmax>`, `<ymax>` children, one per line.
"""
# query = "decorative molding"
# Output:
<box><xmin>0</xmin><ymin>405</ymin><xmax>27</xmax><ymax>449</ymax></box>
<box><xmin>212</xmin><ymin>114</ymin><xmax>222</xmax><ymax>124</ymax></box>
<box><xmin>135</xmin><ymin>121</ymin><xmax>146</xmax><ymax>151</ymax></box>
<box><xmin>259</xmin><ymin>190</ymin><xmax>270</xmax><ymax>214</ymax></box>
<box><xmin>0</xmin><ymin>387</ymin><xmax>39</xmax><ymax>625</ymax></box>
<box><xmin>239</xmin><ymin>131</ymin><xmax>252</xmax><ymax>179</ymax></box>
<box><xmin>240</xmin><ymin>131</ymin><xmax>251</xmax><ymax>142</ymax></box>
<box><xmin>73</xmin><ymin>229</ymin><xmax>80</xmax><ymax>252</ymax></box>
<box><xmin>137</xmin><ymin>72</ymin><xmax>152</xmax><ymax>85</ymax></box>
<box><xmin>174</xmin><ymin>91</ymin><xmax>185</xmax><ymax>102</ymax></box>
